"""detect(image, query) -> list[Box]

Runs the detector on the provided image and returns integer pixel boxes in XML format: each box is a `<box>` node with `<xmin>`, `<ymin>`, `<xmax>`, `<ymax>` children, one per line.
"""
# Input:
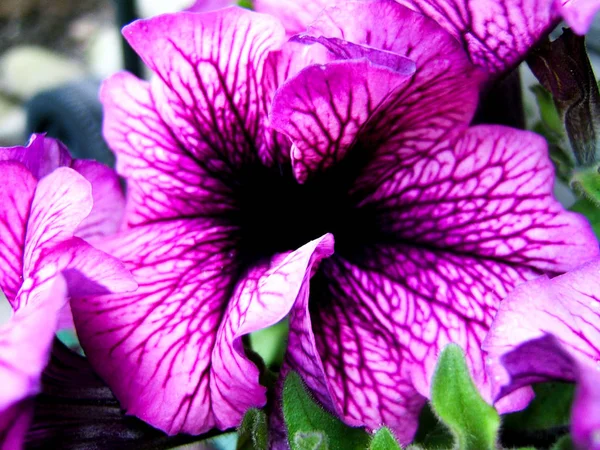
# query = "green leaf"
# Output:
<box><xmin>430</xmin><ymin>344</ymin><xmax>500</xmax><ymax>450</ymax></box>
<box><xmin>369</xmin><ymin>428</ymin><xmax>402</xmax><ymax>450</ymax></box>
<box><xmin>238</xmin><ymin>0</ymin><xmax>253</xmax><ymax>8</ymax></box>
<box><xmin>531</xmin><ymin>84</ymin><xmax>564</xmax><ymax>137</ymax></box>
<box><xmin>282</xmin><ymin>372</ymin><xmax>370</xmax><ymax>450</ymax></box>
<box><xmin>293</xmin><ymin>431</ymin><xmax>329</xmax><ymax>450</ymax></box>
<box><xmin>503</xmin><ymin>382</ymin><xmax>575</xmax><ymax>432</ymax></box>
<box><xmin>571</xmin><ymin>197</ymin><xmax>600</xmax><ymax>239</ymax></box>
<box><xmin>237</xmin><ymin>408</ymin><xmax>268</xmax><ymax>450</ymax></box>
<box><xmin>550</xmin><ymin>435</ymin><xmax>575</xmax><ymax>450</ymax></box>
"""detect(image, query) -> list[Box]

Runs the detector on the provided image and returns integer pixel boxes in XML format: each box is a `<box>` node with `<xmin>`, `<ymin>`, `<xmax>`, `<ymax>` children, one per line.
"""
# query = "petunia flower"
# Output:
<box><xmin>0</xmin><ymin>135</ymin><xmax>137</xmax><ymax>448</ymax></box>
<box><xmin>73</xmin><ymin>0</ymin><xmax>598</xmax><ymax>442</ymax></box>
<box><xmin>483</xmin><ymin>259</ymin><xmax>600</xmax><ymax>450</ymax></box>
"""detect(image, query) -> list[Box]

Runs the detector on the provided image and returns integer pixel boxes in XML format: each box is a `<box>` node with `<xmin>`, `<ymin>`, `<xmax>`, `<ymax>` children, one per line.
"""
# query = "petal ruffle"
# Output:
<box><xmin>23</xmin><ymin>167</ymin><xmax>93</xmax><ymax>282</ymax></box>
<box><xmin>360</xmin><ymin>125</ymin><xmax>598</xmax><ymax>273</ymax></box>
<box><xmin>71</xmin><ymin>161</ymin><xmax>125</xmax><ymax>240</ymax></box>
<box><xmin>285</xmin><ymin>248</ymin><xmax>534</xmax><ymax>444</ymax></box>
<box><xmin>270</xmin><ymin>59</ymin><xmax>413</xmax><ymax>182</ymax></box>
<box><xmin>0</xmin><ymin>163</ymin><xmax>37</xmax><ymax>303</ymax></box>
<box><xmin>483</xmin><ymin>260</ymin><xmax>600</xmax><ymax>450</ymax></box>
<box><xmin>0</xmin><ymin>134</ymin><xmax>71</xmax><ymax>180</ymax></box>
<box><xmin>71</xmin><ymin>220</ymin><xmax>333</xmax><ymax>435</ymax></box>
<box><xmin>210</xmin><ymin>234</ymin><xmax>334</xmax><ymax>429</ymax></box>
<box><xmin>396</xmin><ymin>0</ymin><xmax>558</xmax><ymax>74</ymax></box>
<box><xmin>275</xmin><ymin>0</ymin><xmax>482</xmax><ymax>185</ymax></box>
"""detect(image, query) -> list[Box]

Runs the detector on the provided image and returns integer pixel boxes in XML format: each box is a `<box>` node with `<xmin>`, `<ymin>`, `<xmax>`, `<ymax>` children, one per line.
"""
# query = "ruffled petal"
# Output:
<box><xmin>483</xmin><ymin>260</ymin><xmax>600</xmax><ymax>450</ymax></box>
<box><xmin>71</xmin><ymin>161</ymin><xmax>125</xmax><ymax>240</ymax></box>
<box><xmin>359</xmin><ymin>126</ymin><xmax>598</xmax><ymax>273</ymax></box>
<box><xmin>22</xmin><ymin>167</ymin><xmax>92</xmax><ymax>283</ymax></box>
<box><xmin>210</xmin><ymin>234</ymin><xmax>333</xmax><ymax>429</ymax></box>
<box><xmin>275</xmin><ymin>0</ymin><xmax>482</xmax><ymax>185</ymax></box>
<box><xmin>556</xmin><ymin>0</ymin><xmax>600</xmax><ymax>34</ymax></box>
<box><xmin>0</xmin><ymin>276</ymin><xmax>67</xmax><ymax>448</ymax></box>
<box><xmin>0</xmin><ymin>134</ymin><xmax>71</xmax><ymax>180</ymax></box>
<box><xmin>285</xmin><ymin>248</ymin><xmax>534</xmax><ymax>443</ymax></box>
<box><xmin>397</xmin><ymin>0</ymin><xmax>559</xmax><ymax>74</ymax></box>
<box><xmin>0</xmin><ymin>163</ymin><xmax>37</xmax><ymax>304</ymax></box>
<box><xmin>270</xmin><ymin>59</ymin><xmax>413</xmax><ymax>182</ymax></box>
<box><xmin>71</xmin><ymin>224</ymin><xmax>330</xmax><ymax>435</ymax></box>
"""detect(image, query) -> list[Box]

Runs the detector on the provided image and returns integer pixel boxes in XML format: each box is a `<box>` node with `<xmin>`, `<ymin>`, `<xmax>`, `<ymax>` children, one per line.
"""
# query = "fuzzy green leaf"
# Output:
<box><xmin>430</xmin><ymin>344</ymin><xmax>500</xmax><ymax>450</ymax></box>
<box><xmin>369</xmin><ymin>428</ymin><xmax>402</xmax><ymax>450</ymax></box>
<box><xmin>237</xmin><ymin>408</ymin><xmax>268</xmax><ymax>450</ymax></box>
<box><xmin>282</xmin><ymin>372</ymin><xmax>370</xmax><ymax>450</ymax></box>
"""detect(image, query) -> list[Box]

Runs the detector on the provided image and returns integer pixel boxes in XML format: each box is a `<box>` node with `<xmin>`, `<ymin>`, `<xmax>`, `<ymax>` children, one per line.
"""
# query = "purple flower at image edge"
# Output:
<box><xmin>253</xmin><ymin>0</ymin><xmax>600</xmax><ymax>75</ymax></box>
<box><xmin>483</xmin><ymin>259</ymin><xmax>600</xmax><ymax>450</ymax></box>
<box><xmin>0</xmin><ymin>135</ymin><xmax>137</xmax><ymax>447</ymax></box>
<box><xmin>73</xmin><ymin>0</ymin><xmax>600</xmax><ymax>444</ymax></box>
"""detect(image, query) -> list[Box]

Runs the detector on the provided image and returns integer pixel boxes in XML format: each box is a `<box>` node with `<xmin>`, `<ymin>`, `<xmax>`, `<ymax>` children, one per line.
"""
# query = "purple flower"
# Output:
<box><xmin>74</xmin><ymin>0</ymin><xmax>597</xmax><ymax>442</ymax></box>
<box><xmin>0</xmin><ymin>135</ymin><xmax>137</xmax><ymax>448</ymax></box>
<box><xmin>483</xmin><ymin>259</ymin><xmax>600</xmax><ymax>450</ymax></box>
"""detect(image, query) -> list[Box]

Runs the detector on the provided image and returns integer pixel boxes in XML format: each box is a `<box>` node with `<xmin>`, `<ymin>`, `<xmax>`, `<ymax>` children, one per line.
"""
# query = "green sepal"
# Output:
<box><xmin>238</xmin><ymin>0</ymin><xmax>253</xmax><ymax>8</ymax></box>
<box><xmin>430</xmin><ymin>344</ymin><xmax>500</xmax><ymax>450</ymax></box>
<box><xmin>571</xmin><ymin>165</ymin><xmax>600</xmax><ymax>206</ymax></box>
<box><xmin>237</xmin><ymin>408</ymin><xmax>268</xmax><ymax>450</ymax></box>
<box><xmin>369</xmin><ymin>428</ymin><xmax>402</xmax><ymax>450</ymax></box>
<box><xmin>282</xmin><ymin>372</ymin><xmax>370</xmax><ymax>450</ymax></box>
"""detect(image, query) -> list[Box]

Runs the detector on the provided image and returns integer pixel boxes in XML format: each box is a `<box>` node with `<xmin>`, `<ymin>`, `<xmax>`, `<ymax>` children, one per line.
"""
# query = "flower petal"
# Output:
<box><xmin>0</xmin><ymin>276</ymin><xmax>67</xmax><ymax>448</ymax></box>
<box><xmin>0</xmin><ymin>134</ymin><xmax>71</xmax><ymax>180</ymax></box>
<box><xmin>277</xmin><ymin>0</ymin><xmax>482</xmax><ymax>183</ymax></box>
<box><xmin>253</xmin><ymin>0</ymin><xmax>330</xmax><ymax>35</ymax></box>
<box><xmin>186</xmin><ymin>0</ymin><xmax>234</xmax><ymax>12</ymax></box>
<box><xmin>71</xmin><ymin>220</ymin><xmax>237</xmax><ymax>434</ymax></box>
<box><xmin>71</xmin><ymin>225</ymin><xmax>332</xmax><ymax>435</ymax></box>
<box><xmin>22</xmin><ymin>167</ymin><xmax>92</xmax><ymax>282</ymax></box>
<box><xmin>359</xmin><ymin>125</ymin><xmax>598</xmax><ymax>273</ymax></box>
<box><xmin>71</xmin><ymin>161</ymin><xmax>125</xmax><ymax>240</ymax></box>
<box><xmin>285</xmin><ymin>248</ymin><xmax>534</xmax><ymax>443</ymax></box>
<box><xmin>396</xmin><ymin>0</ymin><xmax>557</xmax><ymax>74</ymax></box>
<box><xmin>0</xmin><ymin>163</ymin><xmax>37</xmax><ymax>304</ymax></box>
<box><xmin>482</xmin><ymin>260</ymin><xmax>600</xmax><ymax>450</ymax></box>
<box><xmin>210</xmin><ymin>234</ymin><xmax>333</xmax><ymax>429</ymax></box>
<box><xmin>122</xmin><ymin>8</ymin><xmax>285</xmax><ymax>171</ymax></box>
<box><xmin>557</xmin><ymin>0</ymin><xmax>600</xmax><ymax>34</ymax></box>
<box><xmin>270</xmin><ymin>60</ymin><xmax>412</xmax><ymax>182</ymax></box>
<box><xmin>100</xmin><ymin>72</ymin><xmax>235</xmax><ymax>226</ymax></box>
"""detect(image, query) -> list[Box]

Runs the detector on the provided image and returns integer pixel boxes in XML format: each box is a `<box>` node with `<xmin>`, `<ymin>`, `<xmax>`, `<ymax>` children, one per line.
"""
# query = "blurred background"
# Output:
<box><xmin>0</xmin><ymin>0</ymin><xmax>196</xmax><ymax>149</ymax></box>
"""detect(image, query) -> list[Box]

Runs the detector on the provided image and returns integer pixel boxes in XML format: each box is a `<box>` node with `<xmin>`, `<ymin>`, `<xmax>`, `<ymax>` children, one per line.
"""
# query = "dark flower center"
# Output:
<box><xmin>232</xmin><ymin>151</ymin><xmax>381</xmax><ymax>265</ymax></box>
